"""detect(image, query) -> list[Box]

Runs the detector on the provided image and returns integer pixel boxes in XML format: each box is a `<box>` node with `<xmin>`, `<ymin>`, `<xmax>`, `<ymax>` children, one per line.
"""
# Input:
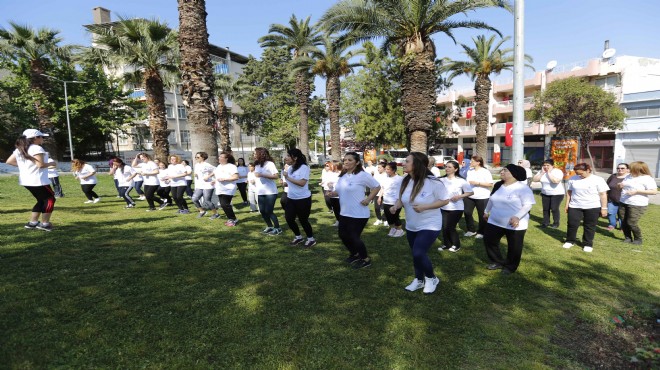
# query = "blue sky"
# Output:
<box><xmin>2</xmin><ymin>0</ymin><xmax>659</xmax><ymax>92</ymax></box>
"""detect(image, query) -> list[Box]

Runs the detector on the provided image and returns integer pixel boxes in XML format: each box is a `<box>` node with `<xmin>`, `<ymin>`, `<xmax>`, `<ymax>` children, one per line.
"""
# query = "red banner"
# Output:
<box><xmin>465</xmin><ymin>107</ymin><xmax>473</xmax><ymax>119</ymax></box>
<box><xmin>505</xmin><ymin>122</ymin><xmax>513</xmax><ymax>147</ymax></box>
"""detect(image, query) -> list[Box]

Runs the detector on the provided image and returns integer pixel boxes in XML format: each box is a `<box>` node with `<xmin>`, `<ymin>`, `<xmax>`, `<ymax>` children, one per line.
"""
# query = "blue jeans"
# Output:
<box><xmin>258</xmin><ymin>194</ymin><xmax>279</xmax><ymax>228</ymax></box>
<box><xmin>406</xmin><ymin>229</ymin><xmax>441</xmax><ymax>280</ymax></box>
<box><xmin>607</xmin><ymin>201</ymin><xmax>620</xmax><ymax>228</ymax></box>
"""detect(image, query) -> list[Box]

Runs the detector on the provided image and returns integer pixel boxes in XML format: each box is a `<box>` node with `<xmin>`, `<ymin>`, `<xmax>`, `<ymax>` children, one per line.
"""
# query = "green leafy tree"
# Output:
<box><xmin>529</xmin><ymin>77</ymin><xmax>626</xmax><ymax>167</ymax></box>
<box><xmin>321</xmin><ymin>0</ymin><xmax>509</xmax><ymax>153</ymax></box>
<box><xmin>259</xmin><ymin>15</ymin><xmax>323</xmax><ymax>159</ymax></box>
<box><xmin>441</xmin><ymin>34</ymin><xmax>533</xmax><ymax>160</ymax></box>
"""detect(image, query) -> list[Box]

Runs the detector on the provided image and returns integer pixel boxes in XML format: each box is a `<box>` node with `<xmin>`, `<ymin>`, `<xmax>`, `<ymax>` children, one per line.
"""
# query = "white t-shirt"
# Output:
<box><xmin>254</xmin><ymin>161</ymin><xmax>279</xmax><ymax>195</ymax></box>
<box><xmin>430</xmin><ymin>167</ymin><xmax>441</xmax><ymax>178</ymax></box>
<box><xmin>440</xmin><ymin>176</ymin><xmax>473</xmax><ymax>211</ymax></box>
<box><xmin>75</xmin><ymin>164</ymin><xmax>97</xmax><ymax>185</ymax></box>
<box><xmin>374</xmin><ymin>171</ymin><xmax>387</xmax><ymax>186</ymax></box>
<box><xmin>168</xmin><ymin>164</ymin><xmax>188</xmax><ymax>187</ymax></box>
<box><xmin>381</xmin><ymin>174</ymin><xmax>403</xmax><ymax>205</ymax></box>
<box><xmin>236</xmin><ymin>166</ymin><xmax>248</xmax><ymax>183</ymax></box>
<box><xmin>336</xmin><ymin>170</ymin><xmax>381</xmax><ymax>218</ymax></box>
<box><xmin>286</xmin><ymin>164</ymin><xmax>311</xmax><ymax>200</ymax></box>
<box><xmin>321</xmin><ymin>169</ymin><xmax>333</xmax><ymax>191</ymax></box>
<box><xmin>214</xmin><ymin>163</ymin><xmax>238</xmax><ymax>195</ymax></box>
<box><xmin>184</xmin><ymin>165</ymin><xmax>193</xmax><ymax>181</ymax></box>
<box><xmin>326</xmin><ymin>172</ymin><xmax>340</xmax><ymax>198</ymax></box>
<box><xmin>400</xmin><ymin>177</ymin><xmax>448</xmax><ymax>232</ymax></box>
<box><xmin>47</xmin><ymin>158</ymin><xmax>58</xmax><ymax>179</ymax></box>
<box><xmin>157</xmin><ymin>167</ymin><xmax>170</xmax><ymax>187</ymax></box>
<box><xmin>194</xmin><ymin>162</ymin><xmax>216</xmax><ymax>190</ymax></box>
<box><xmin>365</xmin><ymin>165</ymin><xmax>376</xmax><ymax>176</ymax></box>
<box><xmin>567</xmin><ymin>175</ymin><xmax>609</xmax><ymax>209</ymax></box>
<box><xmin>247</xmin><ymin>172</ymin><xmax>257</xmax><ymax>192</ymax></box>
<box><xmin>466</xmin><ymin>167</ymin><xmax>493</xmax><ymax>199</ymax></box>
<box><xmin>14</xmin><ymin>145</ymin><xmax>49</xmax><ymax>186</ymax></box>
<box><xmin>132</xmin><ymin>162</ymin><xmax>144</xmax><ymax>182</ymax></box>
<box><xmin>141</xmin><ymin>161</ymin><xmax>160</xmax><ymax>186</ymax></box>
<box><xmin>486</xmin><ymin>182</ymin><xmax>536</xmax><ymax>230</ymax></box>
<box><xmin>281</xmin><ymin>167</ymin><xmax>289</xmax><ymax>194</ymax></box>
<box><xmin>116</xmin><ymin>165</ymin><xmax>136</xmax><ymax>187</ymax></box>
<box><xmin>538</xmin><ymin>168</ymin><xmax>565</xmax><ymax>195</ymax></box>
<box><xmin>620</xmin><ymin>175</ymin><xmax>657</xmax><ymax>206</ymax></box>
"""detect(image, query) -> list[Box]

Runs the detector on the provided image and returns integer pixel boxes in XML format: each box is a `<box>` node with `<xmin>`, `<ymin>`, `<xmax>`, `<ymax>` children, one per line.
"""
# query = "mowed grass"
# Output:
<box><xmin>0</xmin><ymin>172</ymin><xmax>658</xmax><ymax>369</ymax></box>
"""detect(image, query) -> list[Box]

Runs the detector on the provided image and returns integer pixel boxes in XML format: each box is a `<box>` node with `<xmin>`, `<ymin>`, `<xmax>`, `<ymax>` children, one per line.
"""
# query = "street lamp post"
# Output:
<box><xmin>41</xmin><ymin>73</ymin><xmax>87</xmax><ymax>160</ymax></box>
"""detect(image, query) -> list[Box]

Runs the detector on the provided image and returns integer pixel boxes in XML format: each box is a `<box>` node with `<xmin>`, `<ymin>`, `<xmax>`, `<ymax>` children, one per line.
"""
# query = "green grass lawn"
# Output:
<box><xmin>0</xmin><ymin>173</ymin><xmax>658</xmax><ymax>369</ymax></box>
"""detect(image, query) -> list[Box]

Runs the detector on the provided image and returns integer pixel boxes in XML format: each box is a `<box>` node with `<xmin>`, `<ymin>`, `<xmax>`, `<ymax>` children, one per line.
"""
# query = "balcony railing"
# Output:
<box><xmin>494</xmin><ymin>96</ymin><xmax>534</xmax><ymax>107</ymax></box>
<box><xmin>494</xmin><ymin>121</ymin><xmax>535</xmax><ymax>129</ymax></box>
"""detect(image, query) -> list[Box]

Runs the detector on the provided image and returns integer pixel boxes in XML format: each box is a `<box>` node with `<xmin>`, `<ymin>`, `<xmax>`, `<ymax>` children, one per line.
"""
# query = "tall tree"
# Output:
<box><xmin>0</xmin><ymin>22</ymin><xmax>74</xmax><ymax>159</ymax></box>
<box><xmin>178</xmin><ymin>0</ymin><xmax>218</xmax><ymax>164</ymax></box>
<box><xmin>321</xmin><ymin>0</ymin><xmax>509</xmax><ymax>153</ymax></box>
<box><xmin>214</xmin><ymin>73</ymin><xmax>239</xmax><ymax>152</ymax></box>
<box><xmin>529</xmin><ymin>77</ymin><xmax>625</xmax><ymax>167</ymax></box>
<box><xmin>86</xmin><ymin>17</ymin><xmax>178</xmax><ymax>162</ymax></box>
<box><xmin>258</xmin><ymin>14</ymin><xmax>323</xmax><ymax>159</ymax></box>
<box><xmin>441</xmin><ymin>34</ymin><xmax>532</xmax><ymax>159</ymax></box>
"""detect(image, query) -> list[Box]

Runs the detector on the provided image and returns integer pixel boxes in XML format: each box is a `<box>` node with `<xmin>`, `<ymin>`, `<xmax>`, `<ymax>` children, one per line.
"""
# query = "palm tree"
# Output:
<box><xmin>293</xmin><ymin>36</ymin><xmax>359</xmax><ymax>161</ymax></box>
<box><xmin>259</xmin><ymin>15</ymin><xmax>323</xmax><ymax>160</ymax></box>
<box><xmin>320</xmin><ymin>0</ymin><xmax>509</xmax><ymax>153</ymax></box>
<box><xmin>441</xmin><ymin>34</ymin><xmax>533</xmax><ymax>158</ymax></box>
<box><xmin>0</xmin><ymin>22</ymin><xmax>74</xmax><ymax>159</ymax></box>
<box><xmin>86</xmin><ymin>17</ymin><xmax>178</xmax><ymax>162</ymax></box>
<box><xmin>178</xmin><ymin>0</ymin><xmax>218</xmax><ymax>164</ymax></box>
<box><xmin>213</xmin><ymin>73</ymin><xmax>240</xmax><ymax>152</ymax></box>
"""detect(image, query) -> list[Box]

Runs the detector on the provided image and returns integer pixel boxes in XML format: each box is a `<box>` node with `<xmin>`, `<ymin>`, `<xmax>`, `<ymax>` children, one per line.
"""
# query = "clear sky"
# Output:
<box><xmin>2</xmin><ymin>0</ymin><xmax>659</xmax><ymax>93</ymax></box>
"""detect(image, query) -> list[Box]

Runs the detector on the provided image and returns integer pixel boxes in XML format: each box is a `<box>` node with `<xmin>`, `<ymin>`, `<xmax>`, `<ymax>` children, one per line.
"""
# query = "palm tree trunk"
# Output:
<box><xmin>295</xmin><ymin>72</ymin><xmax>311</xmax><ymax>160</ymax></box>
<box><xmin>400</xmin><ymin>46</ymin><xmax>435</xmax><ymax>154</ymax></box>
<box><xmin>326</xmin><ymin>75</ymin><xmax>341</xmax><ymax>161</ymax></box>
<box><xmin>178</xmin><ymin>0</ymin><xmax>218</xmax><ymax>165</ymax></box>
<box><xmin>30</xmin><ymin>63</ymin><xmax>59</xmax><ymax>159</ymax></box>
<box><xmin>217</xmin><ymin>97</ymin><xmax>231</xmax><ymax>152</ymax></box>
<box><xmin>474</xmin><ymin>74</ymin><xmax>491</xmax><ymax>160</ymax></box>
<box><xmin>144</xmin><ymin>70</ymin><xmax>170</xmax><ymax>163</ymax></box>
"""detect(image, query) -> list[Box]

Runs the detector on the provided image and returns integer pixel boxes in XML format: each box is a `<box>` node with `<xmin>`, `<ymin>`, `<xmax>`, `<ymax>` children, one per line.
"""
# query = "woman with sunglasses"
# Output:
<box><xmin>533</xmin><ymin>159</ymin><xmax>565</xmax><ymax>228</ymax></box>
<box><xmin>605</xmin><ymin>163</ymin><xmax>629</xmax><ymax>231</ymax></box>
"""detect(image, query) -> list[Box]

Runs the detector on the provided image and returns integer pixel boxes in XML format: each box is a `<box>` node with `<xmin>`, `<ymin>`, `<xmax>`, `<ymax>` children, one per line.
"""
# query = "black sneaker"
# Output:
<box><xmin>344</xmin><ymin>255</ymin><xmax>360</xmax><ymax>264</ymax></box>
<box><xmin>303</xmin><ymin>239</ymin><xmax>317</xmax><ymax>248</ymax></box>
<box><xmin>352</xmin><ymin>258</ymin><xmax>372</xmax><ymax>269</ymax></box>
<box><xmin>36</xmin><ymin>223</ymin><xmax>53</xmax><ymax>232</ymax></box>
<box><xmin>24</xmin><ymin>221</ymin><xmax>40</xmax><ymax>229</ymax></box>
<box><xmin>289</xmin><ymin>238</ymin><xmax>304</xmax><ymax>246</ymax></box>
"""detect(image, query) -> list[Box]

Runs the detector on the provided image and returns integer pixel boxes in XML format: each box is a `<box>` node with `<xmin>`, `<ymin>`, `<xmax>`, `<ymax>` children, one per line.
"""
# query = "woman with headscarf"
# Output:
<box><xmin>618</xmin><ymin>161</ymin><xmax>658</xmax><ymax>245</ymax></box>
<box><xmin>532</xmin><ymin>159</ymin><xmax>565</xmax><ymax>228</ymax></box>
<box><xmin>463</xmin><ymin>155</ymin><xmax>493</xmax><ymax>239</ymax></box>
<box><xmin>483</xmin><ymin>164</ymin><xmax>535</xmax><ymax>274</ymax></box>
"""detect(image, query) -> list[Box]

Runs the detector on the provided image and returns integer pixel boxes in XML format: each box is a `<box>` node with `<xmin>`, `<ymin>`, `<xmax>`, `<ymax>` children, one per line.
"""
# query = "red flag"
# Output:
<box><xmin>505</xmin><ymin>122</ymin><xmax>513</xmax><ymax>147</ymax></box>
<box><xmin>465</xmin><ymin>107</ymin><xmax>473</xmax><ymax>119</ymax></box>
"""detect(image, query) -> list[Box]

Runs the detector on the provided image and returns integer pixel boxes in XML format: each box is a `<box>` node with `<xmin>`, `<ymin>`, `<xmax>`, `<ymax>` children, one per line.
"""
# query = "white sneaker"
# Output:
<box><xmin>387</xmin><ymin>228</ymin><xmax>396</xmax><ymax>237</ymax></box>
<box><xmin>464</xmin><ymin>231</ymin><xmax>477</xmax><ymax>237</ymax></box>
<box><xmin>383</xmin><ymin>222</ymin><xmax>390</xmax><ymax>228</ymax></box>
<box><xmin>93</xmin><ymin>198</ymin><xmax>101</xmax><ymax>203</ymax></box>
<box><xmin>448</xmin><ymin>246</ymin><xmax>461</xmax><ymax>253</ymax></box>
<box><xmin>475</xmin><ymin>234</ymin><xmax>484</xmax><ymax>239</ymax></box>
<box><xmin>423</xmin><ymin>277</ymin><xmax>440</xmax><ymax>294</ymax></box>
<box><xmin>583</xmin><ymin>246</ymin><xmax>593</xmax><ymax>253</ymax></box>
<box><xmin>404</xmin><ymin>278</ymin><xmax>425</xmax><ymax>292</ymax></box>
<box><xmin>392</xmin><ymin>229</ymin><xmax>405</xmax><ymax>238</ymax></box>
<box><xmin>562</xmin><ymin>242</ymin><xmax>573</xmax><ymax>249</ymax></box>
<box><xmin>84</xmin><ymin>200</ymin><xmax>94</xmax><ymax>204</ymax></box>
<box><xmin>138</xmin><ymin>195</ymin><xmax>146</xmax><ymax>201</ymax></box>
<box><xmin>332</xmin><ymin>221</ymin><xmax>339</xmax><ymax>227</ymax></box>
<box><xmin>373</xmin><ymin>220</ymin><xmax>382</xmax><ymax>226</ymax></box>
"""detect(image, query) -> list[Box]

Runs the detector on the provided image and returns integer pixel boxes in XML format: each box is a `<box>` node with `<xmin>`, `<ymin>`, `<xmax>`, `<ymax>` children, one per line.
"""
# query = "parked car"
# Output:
<box><xmin>432</xmin><ymin>155</ymin><xmax>456</xmax><ymax>168</ymax></box>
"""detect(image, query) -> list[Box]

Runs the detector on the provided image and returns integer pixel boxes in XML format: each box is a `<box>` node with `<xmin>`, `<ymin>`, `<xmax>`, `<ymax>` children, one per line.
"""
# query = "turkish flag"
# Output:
<box><xmin>465</xmin><ymin>107</ymin><xmax>473</xmax><ymax>119</ymax></box>
<box><xmin>505</xmin><ymin>122</ymin><xmax>513</xmax><ymax>147</ymax></box>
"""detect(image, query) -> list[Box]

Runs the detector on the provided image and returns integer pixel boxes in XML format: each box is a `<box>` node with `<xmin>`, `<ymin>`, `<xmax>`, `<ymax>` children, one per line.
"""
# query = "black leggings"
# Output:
<box><xmin>285</xmin><ymin>196</ymin><xmax>313</xmax><ymax>237</ymax></box>
<box><xmin>218</xmin><ymin>194</ymin><xmax>236</xmax><ymax>219</ymax></box>
<box><xmin>258</xmin><ymin>194</ymin><xmax>279</xmax><ymax>228</ymax></box>
<box><xmin>323</xmin><ymin>190</ymin><xmax>333</xmax><ymax>211</ymax></box>
<box><xmin>81</xmin><ymin>184</ymin><xmax>99</xmax><ymax>200</ymax></box>
<box><xmin>118</xmin><ymin>186</ymin><xmax>134</xmax><ymax>206</ymax></box>
<box><xmin>330</xmin><ymin>198</ymin><xmax>341</xmax><ymax>221</ymax></box>
<box><xmin>484</xmin><ymin>223</ymin><xmax>527</xmax><ymax>272</ymax></box>
<box><xmin>171</xmin><ymin>186</ymin><xmax>188</xmax><ymax>210</ymax></box>
<box><xmin>144</xmin><ymin>185</ymin><xmax>163</xmax><ymax>209</ymax></box>
<box><xmin>236</xmin><ymin>182</ymin><xmax>248</xmax><ymax>203</ymax></box>
<box><xmin>157</xmin><ymin>186</ymin><xmax>172</xmax><ymax>205</ymax></box>
<box><xmin>566</xmin><ymin>207</ymin><xmax>600</xmax><ymax>246</ymax></box>
<box><xmin>25</xmin><ymin>185</ymin><xmax>55</xmax><ymax>213</ymax></box>
<box><xmin>373</xmin><ymin>201</ymin><xmax>385</xmax><ymax>221</ymax></box>
<box><xmin>185</xmin><ymin>180</ymin><xmax>193</xmax><ymax>197</ymax></box>
<box><xmin>338</xmin><ymin>216</ymin><xmax>369</xmax><ymax>259</ymax></box>
<box><xmin>383</xmin><ymin>204</ymin><xmax>402</xmax><ymax>226</ymax></box>
<box><xmin>441</xmin><ymin>210</ymin><xmax>463</xmax><ymax>248</ymax></box>
<box><xmin>541</xmin><ymin>193</ymin><xmax>564</xmax><ymax>226</ymax></box>
<box><xmin>464</xmin><ymin>197</ymin><xmax>488</xmax><ymax>234</ymax></box>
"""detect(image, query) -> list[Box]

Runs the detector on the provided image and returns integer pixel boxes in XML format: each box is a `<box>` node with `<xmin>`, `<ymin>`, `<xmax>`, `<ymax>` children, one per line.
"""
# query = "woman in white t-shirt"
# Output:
<box><xmin>483</xmin><ymin>164</ymin><xmax>536</xmax><ymax>274</ymax></box>
<box><xmin>563</xmin><ymin>163</ymin><xmax>609</xmax><ymax>252</ymax></box>
<box><xmin>389</xmin><ymin>153</ymin><xmax>449</xmax><ymax>294</ymax></box>
<box><xmin>326</xmin><ymin>161</ymin><xmax>342</xmax><ymax>227</ymax></box>
<box><xmin>247</xmin><ymin>163</ymin><xmax>259</xmax><ymax>212</ymax></box>
<box><xmin>320</xmin><ymin>161</ymin><xmax>334</xmax><ymax>213</ymax></box>
<box><xmin>130</xmin><ymin>156</ymin><xmax>146</xmax><ymax>200</ymax></box>
<box><xmin>71</xmin><ymin>159</ymin><xmax>100</xmax><ymax>203</ymax></box>
<box><xmin>463</xmin><ymin>155</ymin><xmax>493</xmax><ymax>239</ymax></box>
<box><xmin>165</xmin><ymin>155</ymin><xmax>190</xmax><ymax>214</ymax></box>
<box><xmin>110</xmin><ymin>158</ymin><xmax>137</xmax><ymax>208</ymax></box>
<box><xmin>182</xmin><ymin>160</ymin><xmax>194</xmax><ymax>198</ymax></box>
<box><xmin>135</xmin><ymin>153</ymin><xmax>165</xmax><ymax>211</ymax></box>
<box><xmin>6</xmin><ymin>129</ymin><xmax>56</xmax><ymax>231</ymax></box>
<box><xmin>191</xmin><ymin>152</ymin><xmax>219</xmax><ymax>219</ymax></box>
<box><xmin>372</xmin><ymin>162</ymin><xmax>388</xmax><ymax>226</ymax></box>
<box><xmin>236</xmin><ymin>158</ymin><xmax>249</xmax><ymax>206</ymax></box>
<box><xmin>532</xmin><ymin>159</ymin><xmax>565</xmax><ymax>228</ymax></box>
<box><xmin>618</xmin><ymin>161</ymin><xmax>658</xmax><ymax>245</ymax></box>
<box><xmin>253</xmin><ymin>148</ymin><xmax>282</xmax><ymax>235</ymax></box>
<box><xmin>212</xmin><ymin>151</ymin><xmax>239</xmax><ymax>226</ymax></box>
<box><xmin>47</xmin><ymin>156</ymin><xmax>64</xmax><ymax>198</ymax></box>
<box><xmin>327</xmin><ymin>152</ymin><xmax>380</xmax><ymax>269</ymax></box>
<box><xmin>283</xmin><ymin>149</ymin><xmax>316</xmax><ymax>248</ymax></box>
<box><xmin>439</xmin><ymin>160</ymin><xmax>474</xmax><ymax>252</ymax></box>
<box><xmin>379</xmin><ymin>162</ymin><xmax>404</xmax><ymax>237</ymax></box>
<box><xmin>156</xmin><ymin>161</ymin><xmax>172</xmax><ymax>207</ymax></box>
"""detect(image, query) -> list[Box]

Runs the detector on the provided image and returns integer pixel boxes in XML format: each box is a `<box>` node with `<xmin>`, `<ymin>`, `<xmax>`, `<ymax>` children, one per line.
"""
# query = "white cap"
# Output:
<box><xmin>23</xmin><ymin>129</ymin><xmax>49</xmax><ymax>139</ymax></box>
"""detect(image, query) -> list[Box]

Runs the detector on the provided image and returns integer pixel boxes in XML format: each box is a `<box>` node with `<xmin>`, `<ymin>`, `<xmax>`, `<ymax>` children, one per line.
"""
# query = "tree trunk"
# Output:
<box><xmin>178</xmin><ymin>0</ymin><xmax>218</xmax><ymax>165</ymax></box>
<box><xmin>474</xmin><ymin>74</ymin><xmax>491</xmax><ymax>161</ymax></box>
<box><xmin>295</xmin><ymin>71</ymin><xmax>311</xmax><ymax>160</ymax></box>
<box><xmin>400</xmin><ymin>42</ymin><xmax>436</xmax><ymax>154</ymax></box>
<box><xmin>327</xmin><ymin>75</ymin><xmax>341</xmax><ymax>161</ymax></box>
<box><xmin>144</xmin><ymin>70</ymin><xmax>170</xmax><ymax>163</ymax></box>
<box><xmin>30</xmin><ymin>62</ymin><xmax>59</xmax><ymax>159</ymax></box>
<box><xmin>217</xmin><ymin>96</ymin><xmax>231</xmax><ymax>152</ymax></box>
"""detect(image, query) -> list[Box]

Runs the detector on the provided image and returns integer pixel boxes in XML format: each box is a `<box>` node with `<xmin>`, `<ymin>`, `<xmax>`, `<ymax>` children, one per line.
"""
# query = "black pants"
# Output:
<box><xmin>566</xmin><ymin>207</ymin><xmax>600</xmax><ymax>246</ymax></box>
<box><xmin>185</xmin><ymin>180</ymin><xmax>193</xmax><ymax>197</ymax></box>
<box><xmin>25</xmin><ymin>185</ymin><xmax>55</xmax><ymax>213</ymax></box>
<box><xmin>383</xmin><ymin>204</ymin><xmax>402</xmax><ymax>226</ymax></box>
<box><xmin>50</xmin><ymin>176</ymin><xmax>64</xmax><ymax>197</ymax></box>
<box><xmin>484</xmin><ymin>223</ymin><xmax>526</xmax><ymax>272</ymax></box>
<box><xmin>171</xmin><ymin>186</ymin><xmax>188</xmax><ymax>210</ymax></box>
<box><xmin>280</xmin><ymin>192</ymin><xmax>288</xmax><ymax>210</ymax></box>
<box><xmin>218</xmin><ymin>194</ymin><xmax>236</xmax><ymax>219</ymax></box>
<box><xmin>118</xmin><ymin>186</ymin><xmax>134</xmax><ymax>206</ymax></box>
<box><xmin>330</xmin><ymin>198</ymin><xmax>341</xmax><ymax>221</ymax></box>
<box><xmin>236</xmin><ymin>182</ymin><xmax>248</xmax><ymax>203</ymax></box>
<box><xmin>323</xmin><ymin>190</ymin><xmax>333</xmax><ymax>211</ymax></box>
<box><xmin>285</xmin><ymin>196</ymin><xmax>313</xmax><ymax>237</ymax></box>
<box><xmin>621</xmin><ymin>204</ymin><xmax>647</xmax><ymax>241</ymax></box>
<box><xmin>338</xmin><ymin>216</ymin><xmax>369</xmax><ymax>259</ymax></box>
<box><xmin>374</xmin><ymin>201</ymin><xmax>385</xmax><ymax>221</ymax></box>
<box><xmin>144</xmin><ymin>185</ymin><xmax>163</xmax><ymax>209</ymax></box>
<box><xmin>157</xmin><ymin>186</ymin><xmax>172</xmax><ymax>205</ymax></box>
<box><xmin>441</xmin><ymin>210</ymin><xmax>463</xmax><ymax>248</ymax></box>
<box><xmin>541</xmin><ymin>194</ymin><xmax>564</xmax><ymax>227</ymax></box>
<box><xmin>464</xmin><ymin>197</ymin><xmax>488</xmax><ymax>234</ymax></box>
<box><xmin>81</xmin><ymin>184</ymin><xmax>99</xmax><ymax>201</ymax></box>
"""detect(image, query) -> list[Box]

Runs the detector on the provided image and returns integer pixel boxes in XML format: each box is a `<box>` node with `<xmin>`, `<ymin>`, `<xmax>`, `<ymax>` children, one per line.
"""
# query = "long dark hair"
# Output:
<box><xmin>442</xmin><ymin>160</ymin><xmax>464</xmax><ymax>179</ymax></box>
<box><xmin>220</xmin><ymin>151</ymin><xmax>236</xmax><ymax>165</ymax></box>
<box><xmin>112</xmin><ymin>158</ymin><xmax>126</xmax><ymax>173</ymax></box>
<box><xmin>253</xmin><ymin>147</ymin><xmax>273</xmax><ymax>167</ymax></box>
<box><xmin>399</xmin><ymin>152</ymin><xmax>437</xmax><ymax>202</ymax></box>
<box><xmin>287</xmin><ymin>148</ymin><xmax>307</xmax><ymax>173</ymax></box>
<box><xmin>339</xmin><ymin>152</ymin><xmax>364</xmax><ymax>177</ymax></box>
<box><xmin>237</xmin><ymin>157</ymin><xmax>246</xmax><ymax>167</ymax></box>
<box><xmin>15</xmin><ymin>136</ymin><xmax>37</xmax><ymax>162</ymax></box>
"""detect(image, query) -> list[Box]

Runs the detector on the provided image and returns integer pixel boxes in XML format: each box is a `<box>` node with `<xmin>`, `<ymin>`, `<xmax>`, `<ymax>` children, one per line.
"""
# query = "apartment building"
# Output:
<box><xmin>85</xmin><ymin>7</ymin><xmax>261</xmax><ymax>161</ymax></box>
<box><xmin>435</xmin><ymin>53</ymin><xmax>660</xmax><ymax>177</ymax></box>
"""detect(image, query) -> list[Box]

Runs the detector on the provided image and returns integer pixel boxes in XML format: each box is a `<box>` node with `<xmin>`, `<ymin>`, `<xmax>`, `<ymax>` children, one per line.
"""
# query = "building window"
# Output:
<box><xmin>627</xmin><ymin>105</ymin><xmax>660</xmax><ymax>118</ymax></box>
<box><xmin>594</xmin><ymin>75</ymin><xmax>619</xmax><ymax>89</ymax></box>
<box><xmin>177</xmin><ymin>105</ymin><xmax>187</xmax><ymax>119</ymax></box>
<box><xmin>181</xmin><ymin>130</ymin><xmax>190</xmax><ymax>145</ymax></box>
<box><xmin>166</xmin><ymin>105</ymin><xmax>174</xmax><ymax>119</ymax></box>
